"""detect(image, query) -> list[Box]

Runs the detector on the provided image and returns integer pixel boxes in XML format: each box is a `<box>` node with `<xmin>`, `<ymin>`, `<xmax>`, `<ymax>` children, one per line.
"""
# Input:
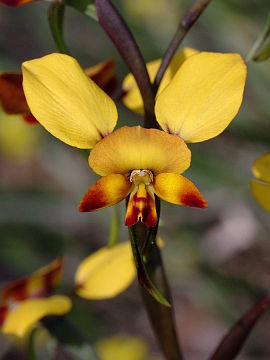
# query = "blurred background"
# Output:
<box><xmin>0</xmin><ymin>0</ymin><xmax>270</xmax><ymax>359</ymax></box>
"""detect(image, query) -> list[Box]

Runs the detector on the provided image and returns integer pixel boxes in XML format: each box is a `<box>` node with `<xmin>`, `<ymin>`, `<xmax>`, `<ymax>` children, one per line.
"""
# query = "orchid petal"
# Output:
<box><xmin>153</xmin><ymin>173</ymin><xmax>207</xmax><ymax>208</ymax></box>
<box><xmin>89</xmin><ymin>126</ymin><xmax>191</xmax><ymax>176</ymax></box>
<box><xmin>79</xmin><ymin>174</ymin><xmax>131</xmax><ymax>212</ymax></box>
<box><xmin>2</xmin><ymin>295</ymin><xmax>71</xmax><ymax>337</ymax></box>
<box><xmin>155</xmin><ymin>52</ymin><xmax>247</xmax><ymax>143</ymax></box>
<box><xmin>22</xmin><ymin>53</ymin><xmax>118</xmax><ymax>149</ymax></box>
<box><xmin>75</xmin><ymin>242</ymin><xmax>136</xmax><ymax>299</ymax></box>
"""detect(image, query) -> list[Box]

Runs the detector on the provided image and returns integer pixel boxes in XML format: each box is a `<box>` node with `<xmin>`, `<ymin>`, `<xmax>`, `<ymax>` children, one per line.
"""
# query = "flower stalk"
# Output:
<box><xmin>95</xmin><ymin>0</ymin><xmax>156</xmax><ymax>128</ymax></box>
<box><xmin>153</xmin><ymin>0</ymin><xmax>212</xmax><ymax>93</ymax></box>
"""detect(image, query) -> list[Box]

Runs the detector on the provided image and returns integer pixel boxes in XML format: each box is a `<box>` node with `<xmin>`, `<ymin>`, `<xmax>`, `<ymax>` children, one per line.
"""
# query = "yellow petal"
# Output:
<box><xmin>89</xmin><ymin>126</ymin><xmax>191</xmax><ymax>176</ymax></box>
<box><xmin>75</xmin><ymin>242</ymin><xmax>136</xmax><ymax>299</ymax></box>
<box><xmin>250</xmin><ymin>180</ymin><xmax>270</xmax><ymax>212</ymax></box>
<box><xmin>153</xmin><ymin>173</ymin><xmax>207</xmax><ymax>208</ymax></box>
<box><xmin>155</xmin><ymin>52</ymin><xmax>247</xmax><ymax>143</ymax></box>
<box><xmin>22</xmin><ymin>53</ymin><xmax>118</xmax><ymax>149</ymax></box>
<box><xmin>1</xmin><ymin>257</ymin><xmax>63</xmax><ymax>302</ymax></box>
<box><xmin>79</xmin><ymin>174</ymin><xmax>131</xmax><ymax>212</ymax></box>
<box><xmin>122</xmin><ymin>48</ymin><xmax>198</xmax><ymax>114</ymax></box>
<box><xmin>96</xmin><ymin>335</ymin><xmax>149</xmax><ymax>360</ymax></box>
<box><xmin>2</xmin><ymin>295</ymin><xmax>71</xmax><ymax>337</ymax></box>
<box><xmin>252</xmin><ymin>153</ymin><xmax>270</xmax><ymax>183</ymax></box>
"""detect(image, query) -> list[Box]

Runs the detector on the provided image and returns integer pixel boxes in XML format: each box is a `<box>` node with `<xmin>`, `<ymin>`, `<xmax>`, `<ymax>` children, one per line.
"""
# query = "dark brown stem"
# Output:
<box><xmin>95</xmin><ymin>0</ymin><xmax>156</xmax><ymax>128</ymax></box>
<box><xmin>128</xmin><ymin>200</ymin><xmax>184</xmax><ymax>360</ymax></box>
<box><xmin>209</xmin><ymin>295</ymin><xmax>270</xmax><ymax>360</ymax></box>
<box><xmin>153</xmin><ymin>0</ymin><xmax>212</xmax><ymax>93</ymax></box>
<box><xmin>140</xmin><ymin>238</ymin><xmax>184</xmax><ymax>360</ymax></box>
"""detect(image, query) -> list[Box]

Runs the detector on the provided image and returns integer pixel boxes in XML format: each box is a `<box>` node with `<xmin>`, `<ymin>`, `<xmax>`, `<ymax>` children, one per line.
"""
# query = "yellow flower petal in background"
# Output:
<box><xmin>2</xmin><ymin>295</ymin><xmax>71</xmax><ymax>337</ymax></box>
<box><xmin>122</xmin><ymin>48</ymin><xmax>197</xmax><ymax>114</ymax></box>
<box><xmin>156</xmin><ymin>236</ymin><xmax>164</xmax><ymax>249</ymax></box>
<box><xmin>95</xmin><ymin>334</ymin><xmax>149</xmax><ymax>360</ymax></box>
<box><xmin>89</xmin><ymin>126</ymin><xmax>191</xmax><ymax>176</ymax></box>
<box><xmin>250</xmin><ymin>180</ymin><xmax>270</xmax><ymax>212</ymax></box>
<box><xmin>0</xmin><ymin>112</ymin><xmax>40</xmax><ymax>160</ymax></box>
<box><xmin>79</xmin><ymin>174</ymin><xmax>131</xmax><ymax>212</ymax></box>
<box><xmin>155</xmin><ymin>52</ymin><xmax>247</xmax><ymax>143</ymax></box>
<box><xmin>153</xmin><ymin>173</ymin><xmax>207</xmax><ymax>208</ymax></box>
<box><xmin>75</xmin><ymin>242</ymin><xmax>136</xmax><ymax>299</ymax></box>
<box><xmin>22</xmin><ymin>53</ymin><xmax>118</xmax><ymax>149</ymax></box>
<box><xmin>252</xmin><ymin>153</ymin><xmax>270</xmax><ymax>183</ymax></box>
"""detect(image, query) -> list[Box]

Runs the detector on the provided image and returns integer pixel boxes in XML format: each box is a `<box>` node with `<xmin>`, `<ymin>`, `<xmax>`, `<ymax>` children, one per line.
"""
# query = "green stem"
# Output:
<box><xmin>108</xmin><ymin>207</ymin><xmax>120</xmax><ymax>247</ymax></box>
<box><xmin>28</xmin><ymin>327</ymin><xmax>38</xmax><ymax>360</ymax></box>
<box><xmin>153</xmin><ymin>0</ymin><xmax>212</xmax><ymax>93</ymax></box>
<box><xmin>48</xmin><ymin>1</ymin><xmax>71</xmax><ymax>55</ymax></box>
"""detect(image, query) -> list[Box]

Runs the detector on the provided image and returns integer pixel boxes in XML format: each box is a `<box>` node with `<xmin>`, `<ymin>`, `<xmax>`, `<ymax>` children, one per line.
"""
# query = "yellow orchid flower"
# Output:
<box><xmin>22</xmin><ymin>51</ymin><xmax>246</xmax><ymax>227</ymax></box>
<box><xmin>0</xmin><ymin>258</ymin><xmax>71</xmax><ymax>338</ymax></box>
<box><xmin>75</xmin><ymin>241</ymin><xmax>136</xmax><ymax>299</ymax></box>
<box><xmin>250</xmin><ymin>153</ymin><xmax>270</xmax><ymax>212</ymax></box>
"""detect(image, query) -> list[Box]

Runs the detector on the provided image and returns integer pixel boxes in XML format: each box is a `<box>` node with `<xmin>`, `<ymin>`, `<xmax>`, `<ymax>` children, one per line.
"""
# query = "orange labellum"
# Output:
<box><xmin>125</xmin><ymin>184</ymin><xmax>157</xmax><ymax>227</ymax></box>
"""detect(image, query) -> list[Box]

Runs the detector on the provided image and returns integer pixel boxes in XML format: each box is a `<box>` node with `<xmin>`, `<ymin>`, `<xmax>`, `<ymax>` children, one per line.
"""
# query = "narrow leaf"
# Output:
<box><xmin>209</xmin><ymin>295</ymin><xmax>270</xmax><ymax>360</ymax></box>
<box><xmin>64</xmin><ymin>0</ymin><xmax>97</xmax><ymax>21</ymax></box>
<box><xmin>128</xmin><ymin>226</ymin><xmax>170</xmax><ymax>307</ymax></box>
<box><xmin>246</xmin><ymin>12</ymin><xmax>270</xmax><ymax>62</ymax></box>
<box><xmin>48</xmin><ymin>3</ymin><xmax>71</xmax><ymax>55</ymax></box>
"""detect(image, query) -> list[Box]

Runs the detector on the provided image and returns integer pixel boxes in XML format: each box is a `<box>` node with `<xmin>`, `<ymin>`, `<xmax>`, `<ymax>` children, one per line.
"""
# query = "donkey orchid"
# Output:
<box><xmin>22</xmin><ymin>51</ymin><xmax>246</xmax><ymax>227</ymax></box>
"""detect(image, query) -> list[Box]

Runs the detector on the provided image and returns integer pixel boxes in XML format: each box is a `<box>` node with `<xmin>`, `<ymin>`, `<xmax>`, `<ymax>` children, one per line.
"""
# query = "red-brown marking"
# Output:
<box><xmin>125</xmin><ymin>192</ymin><xmax>157</xmax><ymax>227</ymax></box>
<box><xmin>181</xmin><ymin>192</ymin><xmax>208</xmax><ymax>208</ymax></box>
<box><xmin>1</xmin><ymin>257</ymin><xmax>63</xmax><ymax>302</ymax></box>
<box><xmin>0</xmin><ymin>72</ymin><xmax>29</xmax><ymax>114</ymax></box>
<box><xmin>23</xmin><ymin>113</ymin><xmax>39</xmax><ymax>124</ymax></box>
<box><xmin>0</xmin><ymin>0</ymin><xmax>34</xmax><ymax>6</ymax></box>
<box><xmin>79</xmin><ymin>183</ymin><xmax>109</xmax><ymax>212</ymax></box>
<box><xmin>85</xmin><ymin>59</ymin><xmax>118</xmax><ymax>96</ymax></box>
<box><xmin>0</xmin><ymin>305</ymin><xmax>8</xmax><ymax>326</ymax></box>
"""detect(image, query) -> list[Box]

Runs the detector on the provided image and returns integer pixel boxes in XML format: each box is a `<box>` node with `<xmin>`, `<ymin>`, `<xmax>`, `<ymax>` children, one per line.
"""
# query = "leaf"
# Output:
<box><xmin>48</xmin><ymin>3</ymin><xmax>71</xmax><ymax>54</ymax></box>
<box><xmin>128</xmin><ymin>226</ymin><xmax>170</xmax><ymax>307</ymax></box>
<box><xmin>64</xmin><ymin>0</ymin><xmax>97</xmax><ymax>21</ymax></box>
<box><xmin>209</xmin><ymin>295</ymin><xmax>270</xmax><ymax>360</ymax></box>
<box><xmin>246</xmin><ymin>12</ymin><xmax>270</xmax><ymax>62</ymax></box>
